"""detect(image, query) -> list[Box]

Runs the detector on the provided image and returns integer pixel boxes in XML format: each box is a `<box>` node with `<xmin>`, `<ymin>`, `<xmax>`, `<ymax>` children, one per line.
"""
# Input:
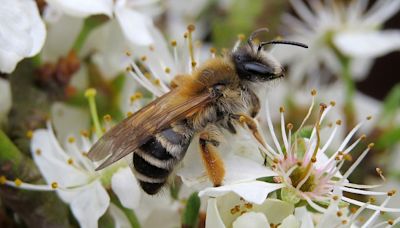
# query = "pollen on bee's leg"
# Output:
<box><xmin>199</xmin><ymin>132</ymin><xmax>225</xmax><ymax>187</ymax></box>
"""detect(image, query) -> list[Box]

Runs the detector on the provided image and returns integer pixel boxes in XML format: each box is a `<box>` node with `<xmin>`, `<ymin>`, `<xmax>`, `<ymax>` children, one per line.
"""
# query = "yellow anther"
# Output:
<box><xmin>170</xmin><ymin>40</ymin><xmax>177</xmax><ymax>47</ymax></box>
<box><xmin>237</xmin><ymin>34</ymin><xmax>245</xmax><ymax>41</ymax></box>
<box><xmin>126</xmin><ymin>66</ymin><xmax>132</xmax><ymax>72</ymax></box>
<box><xmin>68</xmin><ymin>137</ymin><xmax>75</xmax><ymax>143</ymax></box>
<box><xmin>328</xmin><ymin>123</ymin><xmax>333</xmax><ymax>128</ymax></box>
<box><xmin>287</xmin><ymin>123</ymin><xmax>293</xmax><ymax>130</ymax></box>
<box><xmin>164</xmin><ymin>67</ymin><xmax>171</xmax><ymax>74</ymax></box>
<box><xmin>336</xmin><ymin>211</ymin><xmax>343</xmax><ymax>217</ymax></box>
<box><xmin>273</xmin><ymin>158</ymin><xmax>279</xmax><ymax>164</ymax></box>
<box><xmin>127</xmin><ymin>112</ymin><xmax>133</xmax><ymax>117</ymax></box>
<box><xmin>14</xmin><ymin>178</ymin><xmax>22</xmax><ymax>187</ymax></box>
<box><xmin>330</xmin><ymin>101</ymin><xmax>336</xmax><ymax>106</ymax></box>
<box><xmin>191</xmin><ymin>61</ymin><xmax>197</xmax><ymax>68</ymax></box>
<box><xmin>388</xmin><ymin>189</ymin><xmax>396</xmax><ymax>196</ymax></box>
<box><xmin>279</xmin><ymin>106</ymin><xmax>285</xmax><ymax>113</ymax></box>
<box><xmin>368</xmin><ymin>143</ymin><xmax>375</xmax><ymax>148</ymax></box>
<box><xmin>144</xmin><ymin>72</ymin><xmax>151</xmax><ymax>79</ymax></box>
<box><xmin>311</xmin><ymin>157</ymin><xmax>317</xmax><ymax>163</ymax></box>
<box><xmin>80</xmin><ymin>130</ymin><xmax>89</xmax><ymax>138</ymax></box>
<box><xmin>140</xmin><ymin>56</ymin><xmax>147</xmax><ymax>62</ymax></box>
<box><xmin>153</xmin><ymin>79</ymin><xmax>160</xmax><ymax>86</ymax></box>
<box><xmin>360</xmin><ymin>134</ymin><xmax>367</xmax><ymax>140</ymax></box>
<box><xmin>125</xmin><ymin>51</ymin><xmax>131</xmax><ymax>56</ymax></box>
<box><xmin>369</xmin><ymin>197</ymin><xmax>376</xmax><ymax>204</ymax></box>
<box><xmin>0</xmin><ymin>176</ymin><xmax>7</xmax><ymax>184</ymax></box>
<box><xmin>332</xmin><ymin>195</ymin><xmax>339</xmax><ymax>201</ymax></box>
<box><xmin>336</xmin><ymin>120</ymin><xmax>342</xmax><ymax>125</ymax></box>
<box><xmin>210</xmin><ymin>47</ymin><xmax>217</xmax><ymax>54</ymax></box>
<box><xmin>341</xmin><ymin>220</ymin><xmax>348</xmax><ymax>225</ymax></box>
<box><xmin>244</xmin><ymin>203</ymin><xmax>253</xmax><ymax>209</ymax></box>
<box><xmin>366</xmin><ymin>116</ymin><xmax>372</xmax><ymax>120</ymax></box>
<box><xmin>187</xmin><ymin>24</ymin><xmax>196</xmax><ymax>32</ymax></box>
<box><xmin>134</xmin><ymin>92</ymin><xmax>143</xmax><ymax>99</ymax></box>
<box><xmin>51</xmin><ymin>182</ymin><xmax>58</xmax><ymax>189</ymax></box>
<box><xmin>343</xmin><ymin>154</ymin><xmax>353</xmax><ymax>161</ymax></box>
<box><xmin>388</xmin><ymin>220</ymin><xmax>394</xmax><ymax>225</ymax></box>
<box><xmin>26</xmin><ymin>130</ymin><xmax>33</xmax><ymax>139</ymax></box>
<box><xmin>81</xmin><ymin>151</ymin><xmax>88</xmax><ymax>157</ymax></box>
<box><xmin>67</xmin><ymin>158</ymin><xmax>74</xmax><ymax>165</ymax></box>
<box><xmin>183</xmin><ymin>32</ymin><xmax>188</xmax><ymax>39</ymax></box>
<box><xmin>35</xmin><ymin>149</ymin><xmax>42</xmax><ymax>155</ymax></box>
<box><xmin>311</xmin><ymin>89</ymin><xmax>317</xmax><ymax>96</ymax></box>
<box><xmin>103</xmin><ymin>114</ymin><xmax>112</xmax><ymax>122</ymax></box>
<box><xmin>84</xmin><ymin>88</ymin><xmax>96</xmax><ymax>98</ymax></box>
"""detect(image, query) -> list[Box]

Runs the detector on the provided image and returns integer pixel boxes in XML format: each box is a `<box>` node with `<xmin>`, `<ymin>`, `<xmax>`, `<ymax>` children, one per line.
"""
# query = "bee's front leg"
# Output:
<box><xmin>198</xmin><ymin>125</ymin><xmax>225</xmax><ymax>187</ymax></box>
<box><xmin>231</xmin><ymin>114</ymin><xmax>267</xmax><ymax>149</ymax></box>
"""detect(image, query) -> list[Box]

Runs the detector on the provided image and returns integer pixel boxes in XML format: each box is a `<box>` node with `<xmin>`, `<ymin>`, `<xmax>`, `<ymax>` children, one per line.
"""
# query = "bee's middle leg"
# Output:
<box><xmin>198</xmin><ymin>125</ymin><xmax>225</xmax><ymax>187</ymax></box>
<box><xmin>231</xmin><ymin>114</ymin><xmax>267</xmax><ymax>148</ymax></box>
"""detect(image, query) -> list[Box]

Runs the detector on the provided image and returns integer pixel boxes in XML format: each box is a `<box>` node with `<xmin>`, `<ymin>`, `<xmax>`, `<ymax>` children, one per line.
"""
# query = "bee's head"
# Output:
<box><xmin>232</xmin><ymin>28</ymin><xmax>308</xmax><ymax>82</ymax></box>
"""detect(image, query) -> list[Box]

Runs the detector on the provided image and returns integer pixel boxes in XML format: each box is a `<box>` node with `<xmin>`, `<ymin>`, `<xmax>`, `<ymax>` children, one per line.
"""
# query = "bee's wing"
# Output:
<box><xmin>88</xmin><ymin>88</ymin><xmax>212</xmax><ymax>170</ymax></box>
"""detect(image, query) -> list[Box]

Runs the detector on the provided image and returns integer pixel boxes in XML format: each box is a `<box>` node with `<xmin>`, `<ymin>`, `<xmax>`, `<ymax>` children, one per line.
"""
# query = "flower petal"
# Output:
<box><xmin>111</xmin><ymin>167</ymin><xmax>141</xmax><ymax>209</ymax></box>
<box><xmin>0</xmin><ymin>0</ymin><xmax>46</xmax><ymax>73</ymax></box>
<box><xmin>334</xmin><ymin>30</ymin><xmax>400</xmax><ymax>59</ymax></box>
<box><xmin>199</xmin><ymin>181</ymin><xmax>284</xmax><ymax>205</ymax></box>
<box><xmin>70</xmin><ymin>181</ymin><xmax>110</xmax><ymax>228</ymax></box>
<box><xmin>294</xmin><ymin>207</ymin><xmax>314</xmax><ymax>228</ymax></box>
<box><xmin>46</xmin><ymin>0</ymin><xmax>113</xmax><ymax>18</ymax></box>
<box><xmin>205</xmin><ymin>198</ymin><xmax>226</xmax><ymax>228</ymax></box>
<box><xmin>232</xmin><ymin>212</ymin><xmax>269</xmax><ymax>228</ymax></box>
<box><xmin>280</xmin><ymin>215</ymin><xmax>300</xmax><ymax>228</ymax></box>
<box><xmin>115</xmin><ymin>2</ymin><xmax>154</xmax><ymax>46</ymax></box>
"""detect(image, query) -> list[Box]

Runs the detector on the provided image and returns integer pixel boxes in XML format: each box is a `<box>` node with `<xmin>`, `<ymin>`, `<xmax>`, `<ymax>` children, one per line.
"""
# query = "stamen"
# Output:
<box><xmin>26</xmin><ymin>130</ymin><xmax>33</xmax><ymax>139</ymax></box>
<box><xmin>280</xmin><ymin>107</ymin><xmax>290</xmax><ymax>156</ymax></box>
<box><xmin>376</xmin><ymin>168</ymin><xmax>386</xmax><ymax>181</ymax></box>
<box><xmin>362</xmin><ymin>195</ymin><xmax>391</xmax><ymax>228</ymax></box>
<box><xmin>85</xmin><ymin>88</ymin><xmax>102</xmax><ymax>138</ymax></box>
<box><xmin>295</xmin><ymin>89</ymin><xmax>316</xmax><ymax>134</ymax></box>
<box><xmin>187</xmin><ymin>25</ymin><xmax>196</xmax><ymax>71</ymax></box>
<box><xmin>210</xmin><ymin>47</ymin><xmax>217</xmax><ymax>58</ymax></box>
<box><xmin>265</xmin><ymin>100</ymin><xmax>284</xmax><ymax>156</ymax></box>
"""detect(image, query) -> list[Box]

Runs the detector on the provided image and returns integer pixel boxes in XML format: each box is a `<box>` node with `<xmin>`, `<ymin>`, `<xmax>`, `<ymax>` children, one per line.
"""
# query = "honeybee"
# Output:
<box><xmin>88</xmin><ymin>28</ymin><xmax>307</xmax><ymax>194</ymax></box>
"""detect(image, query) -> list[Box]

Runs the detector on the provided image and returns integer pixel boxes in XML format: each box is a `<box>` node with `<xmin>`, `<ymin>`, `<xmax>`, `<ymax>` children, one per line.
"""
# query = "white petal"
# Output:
<box><xmin>115</xmin><ymin>5</ymin><xmax>154</xmax><ymax>46</ymax></box>
<box><xmin>334</xmin><ymin>30</ymin><xmax>400</xmax><ymax>59</ymax></box>
<box><xmin>0</xmin><ymin>0</ymin><xmax>46</xmax><ymax>73</ymax></box>
<box><xmin>46</xmin><ymin>0</ymin><xmax>113</xmax><ymax>18</ymax></box>
<box><xmin>294</xmin><ymin>207</ymin><xmax>314</xmax><ymax>228</ymax></box>
<box><xmin>205</xmin><ymin>198</ymin><xmax>226</xmax><ymax>228</ymax></box>
<box><xmin>0</xmin><ymin>78</ymin><xmax>12</xmax><ymax>123</ymax></box>
<box><xmin>199</xmin><ymin>181</ymin><xmax>284</xmax><ymax>205</ymax></box>
<box><xmin>70</xmin><ymin>181</ymin><xmax>110</xmax><ymax>228</ymax></box>
<box><xmin>109</xmin><ymin>204</ymin><xmax>131</xmax><ymax>228</ymax></box>
<box><xmin>41</xmin><ymin>15</ymin><xmax>83</xmax><ymax>62</ymax></box>
<box><xmin>280</xmin><ymin>215</ymin><xmax>300</xmax><ymax>228</ymax></box>
<box><xmin>111</xmin><ymin>167</ymin><xmax>141</xmax><ymax>209</ymax></box>
<box><xmin>232</xmin><ymin>212</ymin><xmax>269</xmax><ymax>228</ymax></box>
<box><xmin>252</xmin><ymin>199</ymin><xmax>294</xmax><ymax>225</ymax></box>
<box><xmin>51</xmin><ymin>102</ymin><xmax>90</xmax><ymax>143</ymax></box>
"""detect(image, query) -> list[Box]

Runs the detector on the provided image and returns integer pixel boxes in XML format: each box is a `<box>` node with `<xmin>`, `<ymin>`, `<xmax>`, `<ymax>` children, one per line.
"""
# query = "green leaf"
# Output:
<box><xmin>376</xmin><ymin>127</ymin><xmax>400</xmax><ymax>150</ymax></box>
<box><xmin>182</xmin><ymin>192</ymin><xmax>201</xmax><ymax>228</ymax></box>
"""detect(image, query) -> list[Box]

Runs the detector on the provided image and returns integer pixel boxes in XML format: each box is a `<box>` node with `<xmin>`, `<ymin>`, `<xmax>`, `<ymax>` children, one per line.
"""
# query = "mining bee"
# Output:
<box><xmin>88</xmin><ymin>28</ymin><xmax>308</xmax><ymax>194</ymax></box>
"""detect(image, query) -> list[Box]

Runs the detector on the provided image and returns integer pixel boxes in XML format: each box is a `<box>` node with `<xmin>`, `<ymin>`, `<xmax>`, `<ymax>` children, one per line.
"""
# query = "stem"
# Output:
<box><xmin>340</xmin><ymin>57</ymin><xmax>356</xmax><ymax>129</ymax></box>
<box><xmin>72</xmin><ymin>16</ymin><xmax>107</xmax><ymax>53</ymax></box>
<box><xmin>0</xmin><ymin>130</ymin><xmax>22</xmax><ymax>174</ymax></box>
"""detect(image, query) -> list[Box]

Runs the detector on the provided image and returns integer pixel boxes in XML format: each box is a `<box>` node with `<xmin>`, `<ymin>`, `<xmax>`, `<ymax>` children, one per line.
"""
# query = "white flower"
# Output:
<box><xmin>205</xmin><ymin>192</ymin><xmax>294</xmax><ymax>228</ymax></box>
<box><xmin>28</xmin><ymin>123</ymin><xmax>140</xmax><ymax>228</ymax></box>
<box><xmin>0</xmin><ymin>0</ymin><xmax>46</xmax><ymax>73</ymax></box>
<box><xmin>197</xmin><ymin>90</ymin><xmax>400</xmax><ymax>222</ymax></box>
<box><xmin>46</xmin><ymin>0</ymin><xmax>160</xmax><ymax>46</ymax></box>
<box><xmin>275</xmin><ymin>0</ymin><xmax>400</xmax><ymax>82</ymax></box>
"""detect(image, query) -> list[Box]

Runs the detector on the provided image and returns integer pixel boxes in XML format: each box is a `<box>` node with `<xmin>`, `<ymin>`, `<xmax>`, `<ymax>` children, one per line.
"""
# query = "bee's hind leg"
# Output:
<box><xmin>198</xmin><ymin>125</ymin><xmax>225</xmax><ymax>187</ymax></box>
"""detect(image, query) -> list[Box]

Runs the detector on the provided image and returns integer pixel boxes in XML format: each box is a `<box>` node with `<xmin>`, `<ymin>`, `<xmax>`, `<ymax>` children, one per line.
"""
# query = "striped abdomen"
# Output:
<box><xmin>132</xmin><ymin>122</ymin><xmax>193</xmax><ymax>194</ymax></box>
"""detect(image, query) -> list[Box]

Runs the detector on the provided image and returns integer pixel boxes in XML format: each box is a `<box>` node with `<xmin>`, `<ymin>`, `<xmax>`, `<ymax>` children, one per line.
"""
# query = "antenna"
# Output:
<box><xmin>257</xmin><ymin>40</ymin><xmax>308</xmax><ymax>52</ymax></box>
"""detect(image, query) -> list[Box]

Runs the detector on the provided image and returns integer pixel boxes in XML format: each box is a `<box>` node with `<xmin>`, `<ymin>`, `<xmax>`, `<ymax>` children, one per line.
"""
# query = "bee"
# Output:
<box><xmin>88</xmin><ymin>28</ymin><xmax>308</xmax><ymax>194</ymax></box>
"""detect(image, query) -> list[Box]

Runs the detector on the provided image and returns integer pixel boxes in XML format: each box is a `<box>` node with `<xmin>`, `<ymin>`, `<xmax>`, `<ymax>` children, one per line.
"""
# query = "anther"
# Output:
<box><xmin>287</xmin><ymin>123</ymin><xmax>293</xmax><ymax>130</ymax></box>
<box><xmin>273</xmin><ymin>176</ymin><xmax>282</xmax><ymax>183</ymax></box>
<box><xmin>35</xmin><ymin>149</ymin><xmax>42</xmax><ymax>155</ymax></box>
<box><xmin>336</xmin><ymin>211</ymin><xmax>343</xmax><ymax>217</ymax></box>
<box><xmin>149</xmin><ymin>45</ymin><xmax>155</xmax><ymax>51</ymax></box>
<box><xmin>140</xmin><ymin>56</ymin><xmax>147</xmax><ymax>62</ymax></box>
<box><xmin>14</xmin><ymin>178</ymin><xmax>22</xmax><ymax>187</ymax></box>
<box><xmin>68</xmin><ymin>137</ymin><xmax>75</xmax><ymax>143</ymax></box>
<box><xmin>170</xmin><ymin>40</ymin><xmax>177</xmax><ymax>47</ymax></box>
<box><xmin>388</xmin><ymin>220</ymin><xmax>394</xmax><ymax>225</ymax></box>
<box><xmin>81</xmin><ymin>151</ymin><xmax>88</xmax><ymax>157</ymax></box>
<box><xmin>311</xmin><ymin>157</ymin><xmax>317</xmax><ymax>163</ymax></box>
<box><xmin>330</xmin><ymin>101</ymin><xmax>336</xmax><ymax>106</ymax></box>
<box><xmin>366</xmin><ymin>116</ymin><xmax>372</xmax><ymax>120</ymax></box>
<box><xmin>26</xmin><ymin>130</ymin><xmax>33</xmax><ymax>139</ymax></box>
<box><xmin>127</xmin><ymin>112</ymin><xmax>133</xmax><ymax>117</ymax></box>
<box><xmin>336</xmin><ymin>120</ymin><xmax>342</xmax><ymax>125</ymax></box>
<box><xmin>183</xmin><ymin>32</ymin><xmax>188</xmax><ymax>39</ymax></box>
<box><xmin>103</xmin><ymin>114</ymin><xmax>112</xmax><ymax>122</ymax></box>
<box><xmin>311</xmin><ymin>89</ymin><xmax>317</xmax><ymax>96</ymax></box>
<box><xmin>153</xmin><ymin>79</ymin><xmax>160</xmax><ymax>86</ymax></box>
<box><xmin>67</xmin><ymin>158</ymin><xmax>74</xmax><ymax>165</ymax></box>
<box><xmin>51</xmin><ymin>182</ymin><xmax>58</xmax><ymax>189</ymax></box>
<box><xmin>191</xmin><ymin>61</ymin><xmax>197</xmax><ymax>68</ymax></box>
<box><xmin>0</xmin><ymin>176</ymin><xmax>6</xmax><ymax>184</ymax></box>
<box><xmin>343</xmin><ymin>154</ymin><xmax>353</xmax><ymax>161</ymax></box>
<box><xmin>144</xmin><ymin>72</ymin><xmax>151</xmax><ymax>79</ymax></box>
<box><xmin>387</xmin><ymin>189</ymin><xmax>396</xmax><ymax>196</ymax></box>
<box><xmin>187</xmin><ymin>24</ymin><xmax>196</xmax><ymax>32</ymax></box>
<box><xmin>360</xmin><ymin>134</ymin><xmax>367</xmax><ymax>140</ymax></box>
<box><xmin>164</xmin><ymin>67</ymin><xmax>171</xmax><ymax>74</ymax></box>
<box><xmin>273</xmin><ymin>158</ymin><xmax>279</xmax><ymax>164</ymax></box>
<box><xmin>332</xmin><ymin>195</ymin><xmax>339</xmax><ymax>201</ymax></box>
<box><xmin>237</xmin><ymin>34</ymin><xmax>245</xmax><ymax>41</ymax></box>
<box><xmin>369</xmin><ymin>197</ymin><xmax>376</xmax><ymax>204</ymax></box>
<box><xmin>125</xmin><ymin>51</ymin><xmax>131</xmax><ymax>56</ymax></box>
<box><xmin>368</xmin><ymin>143</ymin><xmax>375</xmax><ymax>149</ymax></box>
<box><xmin>296</xmin><ymin>161</ymin><xmax>302</xmax><ymax>166</ymax></box>
<box><xmin>341</xmin><ymin>220</ymin><xmax>348</xmax><ymax>225</ymax></box>
<box><xmin>279</xmin><ymin>107</ymin><xmax>285</xmax><ymax>113</ymax></box>
<box><xmin>210</xmin><ymin>47</ymin><xmax>217</xmax><ymax>54</ymax></box>
<box><xmin>126</xmin><ymin>66</ymin><xmax>132</xmax><ymax>72</ymax></box>
<box><xmin>244</xmin><ymin>203</ymin><xmax>253</xmax><ymax>209</ymax></box>
<box><xmin>84</xmin><ymin>88</ymin><xmax>96</xmax><ymax>98</ymax></box>
<box><xmin>80</xmin><ymin>130</ymin><xmax>89</xmax><ymax>138</ymax></box>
